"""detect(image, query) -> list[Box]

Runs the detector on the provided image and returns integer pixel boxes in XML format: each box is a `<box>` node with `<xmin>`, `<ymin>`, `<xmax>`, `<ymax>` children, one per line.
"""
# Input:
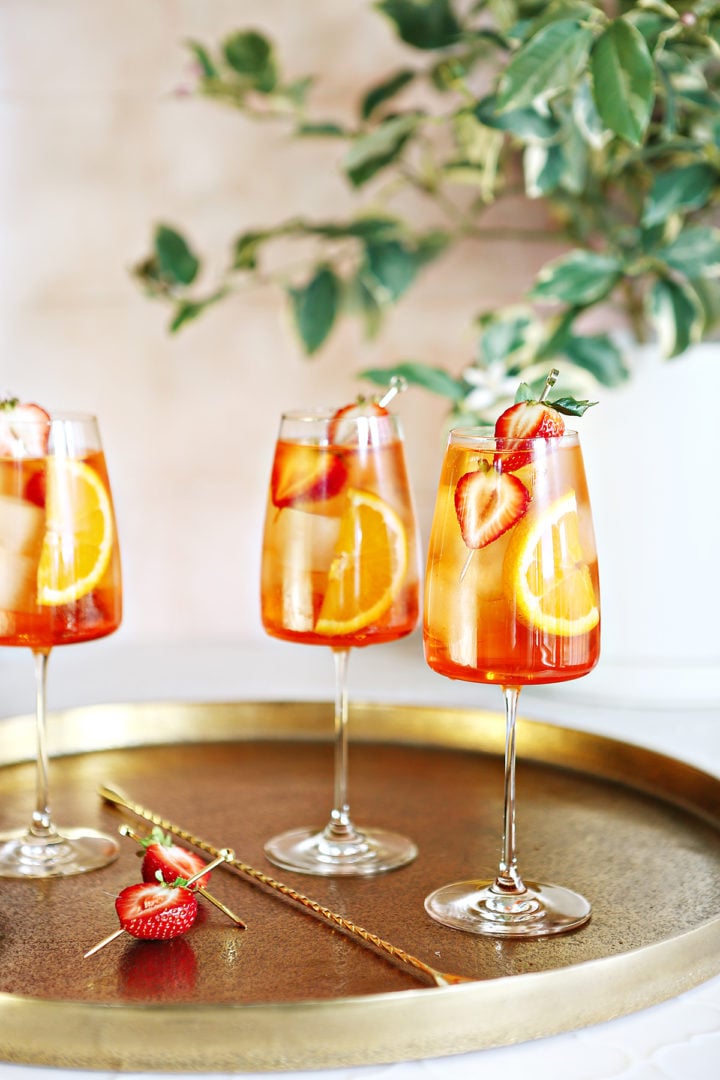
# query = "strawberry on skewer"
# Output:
<box><xmin>140</xmin><ymin>827</ymin><xmax>213</xmax><ymax>890</ymax></box>
<box><xmin>84</xmin><ymin>845</ymin><xmax>238</xmax><ymax>958</ymax></box>
<box><xmin>493</xmin><ymin>368</ymin><xmax>596</xmax><ymax>473</ymax></box>
<box><xmin>0</xmin><ymin>398</ymin><xmax>51</xmax><ymax>458</ymax></box>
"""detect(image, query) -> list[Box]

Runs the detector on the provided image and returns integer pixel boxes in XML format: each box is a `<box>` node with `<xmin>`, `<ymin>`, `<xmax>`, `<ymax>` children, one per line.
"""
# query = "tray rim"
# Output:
<box><xmin>1</xmin><ymin>698</ymin><xmax>720</xmax><ymax>1072</ymax></box>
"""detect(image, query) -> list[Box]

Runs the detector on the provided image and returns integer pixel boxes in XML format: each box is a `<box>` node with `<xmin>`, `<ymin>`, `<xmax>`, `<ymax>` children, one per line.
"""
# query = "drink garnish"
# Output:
<box><xmin>0</xmin><ymin>397</ymin><xmax>51</xmax><ymax>458</ymax></box>
<box><xmin>494</xmin><ymin>368</ymin><xmax>596</xmax><ymax>473</ymax></box>
<box><xmin>84</xmin><ymin>843</ymin><xmax>239</xmax><ymax>958</ymax></box>
<box><xmin>114</xmin><ymin>880</ymin><xmax>199</xmax><ymax>941</ymax></box>
<box><xmin>504</xmin><ymin>490</ymin><xmax>599</xmax><ymax>637</ymax></box>
<box><xmin>271</xmin><ymin>444</ymin><xmax>348</xmax><ymax>509</ymax></box>
<box><xmin>37</xmin><ymin>458</ymin><xmax>114</xmax><ymax>606</ymax></box>
<box><xmin>315</xmin><ymin>488</ymin><xmax>408</xmax><ymax>636</ymax></box>
<box><xmin>455</xmin><ymin>464</ymin><xmax>530</xmax><ymax>550</ymax></box>
<box><xmin>140</xmin><ymin>826</ymin><xmax>214</xmax><ymax>889</ymax></box>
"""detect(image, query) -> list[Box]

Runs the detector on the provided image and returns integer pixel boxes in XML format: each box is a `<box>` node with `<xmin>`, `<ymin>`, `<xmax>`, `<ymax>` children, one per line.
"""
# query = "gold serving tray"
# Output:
<box><xmin>1</xmin><ymin>700</ymin><xmax>720</xmax><ymax>1072</ymax></box>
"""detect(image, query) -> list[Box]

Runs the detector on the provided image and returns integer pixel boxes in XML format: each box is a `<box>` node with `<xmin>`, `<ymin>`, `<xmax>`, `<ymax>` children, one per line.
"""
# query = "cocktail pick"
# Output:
<box><xmin>84</xmin><ymin>846</ymin><xmax>235</xmax><ymax>959</ymax></box>
<box><xmin>99</xmin><ymin>782</ymin><xmax>473</xmax><ymax>988</ymax></box>
<box><xmin>377</xmin><ymin>374</ymin><xmax>408</xmax><ymax>408</ymax></box>
<box><xmin>117</xmin><ymin>824</ymin><xmax>248</xmax><ymax>929</ymax></box>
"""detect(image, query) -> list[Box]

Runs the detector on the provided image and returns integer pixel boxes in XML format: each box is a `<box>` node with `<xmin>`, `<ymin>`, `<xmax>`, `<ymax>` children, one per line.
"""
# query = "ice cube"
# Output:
<box><xmin>0</xmin><ymin>493</ymin><xmax>44</xmax><ymax>556</ymax></box>
<box><xmin>0</xmin><ymin>546</ymin><xmax>40</xmax><ymax>612</ymax></box>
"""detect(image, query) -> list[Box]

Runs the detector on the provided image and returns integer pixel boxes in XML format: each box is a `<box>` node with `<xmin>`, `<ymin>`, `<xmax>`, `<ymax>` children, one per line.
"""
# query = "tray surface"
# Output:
<box><xmin>1</xmin><ymin>700</ymin><xmax>720</xmax><ymax>1071</ymax></box>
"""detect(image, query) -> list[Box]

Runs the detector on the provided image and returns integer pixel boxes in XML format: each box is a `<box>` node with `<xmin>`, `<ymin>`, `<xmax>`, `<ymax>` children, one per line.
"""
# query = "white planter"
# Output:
<box><xmin>534</xmin><ymin>341</ymin><xmax>720</xmax><ymax>709</ymax></box>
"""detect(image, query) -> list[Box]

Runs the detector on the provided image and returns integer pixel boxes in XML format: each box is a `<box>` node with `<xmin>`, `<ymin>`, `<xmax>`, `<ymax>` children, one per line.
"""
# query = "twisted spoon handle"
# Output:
<box><xmin>99</xmin><ymin>783</ymin><xmax>471</xmax><ymax>988</ymax></box>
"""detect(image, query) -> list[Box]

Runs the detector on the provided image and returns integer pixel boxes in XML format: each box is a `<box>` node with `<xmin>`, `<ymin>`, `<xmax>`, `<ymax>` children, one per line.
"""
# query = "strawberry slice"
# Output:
<box><xmin>494</xmin><ymin>400</ymin><xmax>565</xmax><ymax>473</ymax></box>
<box><xmin>0</xmin><ymin>398</ymin><xmax>51</xmax><ymax>459</ymax></box>
<box><xmin>271</xmin><ymin>443</ymin><xmax>347</xmax><ymax>509</ymax></box>
<box><xmin>115</xmin><ymin>881</ymin><xmax>199</xmax><ymax>941</ymax></box>
<box><xmin>455</xmin><ymin>465</ymin><xmax>530</xmax><ymax>549</ymax></box>
<box><xmin>140</xmin><ymin>829</ymin><xmax>212</xmax><ymax>890</ymax></box>
<box><xmin>328</xmin><ymin>399</ymin><xmax>388</xmax><ymax>445</ymax></box>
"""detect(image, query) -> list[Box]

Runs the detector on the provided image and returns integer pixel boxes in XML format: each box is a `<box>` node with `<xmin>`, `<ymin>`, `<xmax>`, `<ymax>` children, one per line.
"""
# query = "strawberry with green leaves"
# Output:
<box><xmin>140</xmin><ymin>827</ymin><xmax>212</xmax><ymax>890</ymax></box>
<box><xmin>493</xmin><ymin>374</ymin><xmax>596</xmax><ymax>473</ymax></box>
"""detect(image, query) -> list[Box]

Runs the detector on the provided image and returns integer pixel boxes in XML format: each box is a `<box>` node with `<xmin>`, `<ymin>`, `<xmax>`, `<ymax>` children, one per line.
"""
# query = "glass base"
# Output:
<box><xmin>425</xmin><ymin>878</ymin><xmax>591</xmax><ymax>937</ymax></box>
<box><xmin>0</xmin><ymin>827</ymin><xmax>120</xmax><ymax>878</ymax></box>
<box><xmin>264</xmin><ymin>825</ymin><xmax>418</xmax><ymax>877</ymax></box>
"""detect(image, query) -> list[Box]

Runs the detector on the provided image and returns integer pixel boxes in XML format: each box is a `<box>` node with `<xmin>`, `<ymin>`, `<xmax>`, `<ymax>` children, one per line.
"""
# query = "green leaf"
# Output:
<box><xmin>561</xmin><ymin>333</ymin><xmax>630</xmax><ymax>386</ymax></box>
<box><xmin>154</xmin><ymin>225</ymin><xmax>200</xmax><ymax>286</ymax></box>
<box><xmin>375</xmin><ymin>0</ymin><xmax>462</xmax><ymax>51</ymax></box>
<box><xmin>296</xmin><ymin>122</ymin><xmax>347</xmax><ymax>137</ymax></box>
<box><xmin>359</xmin><ymin>360</ymin><xmax>467</xmax><ymax>401</ymax></box>
<box><xmin>474</xmin><ymin>95</ymin><xmax>562</xmax><ymax>142</ymax></box>
<box><xmin>590</xmin><ymin>19</ymin><xmax>654</xmax><ymax>145</ymax></box>
<box><xmin>361</xmin><ymin>69</ymin><xmax>416</xmax><ymax>120</ymax></box>
<box><xmin>649</xmin><ymin>277</ymin><xmax>705</xmax><ymax>358</ymax></box>
<box><xmin>222</xmin><ymin>31</ymin><xmax>277</xmax><ymax>93</ymax></box>
<box><xmin>288</xmin><ymin>265</ymin><xmax>341</xmax><ymax>354</ymax></box>
<box><xmin>345</xmin><ymin>272</ymin><xmax>384</xmax><ymax>339</ymax></box>
<box><xmin>496</xmin><ymin>20</ymin><xmax>594</xmax><ymax>111</ymax></box>
<box><xmin>531</xmin><ymin>250</ymin><xmax>624</xmax><ymax>305</ymax></box>
<box><xmin>641</xmin><ymin>164</ymin><xmax>719</xmax><ymax>228</ymax></box>
<box><xmin>343</xmin><ymin>114</ymin><xmax>421</xmax><ymax>187</ymax></box>
<box><xmin>547</xmin><ymin>394</ymin><xmax>598</xmax><ymax>416</ymax></box>
<box><xmin>524</xmin><ymin>143</ymin><xmax>566</xmax><ymax>197</ymax></box>
<box><xmin>477</xmin><ymin>311</ymin><xmax>531</xmax><ymax>366</ymax></box>
<box><xmin>655</xmin><ymin>226</ymin><xmax>720</xmax><ymax>279</ymax></box>
<box><xmin>186</xmin><ymin>40</ymin><xmax>219</xmax><ymax>79</ymax></box>
<box><xmin>362</xmin><ymin>240</ymin><xmax>421</xmax><ymax>302</ymax></box>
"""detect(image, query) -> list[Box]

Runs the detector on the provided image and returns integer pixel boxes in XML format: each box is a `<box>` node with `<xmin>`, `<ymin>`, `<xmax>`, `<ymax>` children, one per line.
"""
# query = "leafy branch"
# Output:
<box><xmin>133</xmin><ymin>0</ymin><xmax>720</xmax><ymax>419</ymax></box>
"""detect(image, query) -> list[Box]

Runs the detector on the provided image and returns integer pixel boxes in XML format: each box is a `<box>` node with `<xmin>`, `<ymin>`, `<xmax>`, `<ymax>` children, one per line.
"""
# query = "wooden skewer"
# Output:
<box><xmin>99</xmin><ymin>783</ymin><xmax>474</xmax><ymax>988</ymax></box>
<box><xmin>84</xmin><ymin>848</ymin><xmax>235</xmax><ymax>959</ymax></box>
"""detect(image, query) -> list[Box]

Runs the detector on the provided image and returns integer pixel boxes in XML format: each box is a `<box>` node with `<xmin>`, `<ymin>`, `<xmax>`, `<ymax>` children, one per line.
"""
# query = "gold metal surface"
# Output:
<box><xmin>0</xmin><ymin>699</ymin><xmax>719</xmax><ymax>1072</ymax></box>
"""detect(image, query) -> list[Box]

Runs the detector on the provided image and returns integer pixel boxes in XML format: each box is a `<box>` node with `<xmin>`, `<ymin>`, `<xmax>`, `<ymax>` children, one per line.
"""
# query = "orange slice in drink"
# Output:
<box><xmin>315</xmin><ymin>488</ymin><xmax>408</xmax><ymax>636</ymax></box>
<box><xmin>504</xmin><ymin>490</ymin><xmax>599</xmax><ymax>638</ymax></box>
<box><xmin>37</xmin><ymin>459</ymin><xmax>114</xmax><ymax>606</ymax></box>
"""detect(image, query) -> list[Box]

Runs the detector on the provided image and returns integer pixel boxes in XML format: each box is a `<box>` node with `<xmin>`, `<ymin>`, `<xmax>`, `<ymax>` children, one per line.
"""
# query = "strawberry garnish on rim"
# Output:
<box><xmin>115</xmin><ymin>881</ymin><xmax>199</xmax><ymax>941</ymax></box>
<box><xmin>140</xmin><ymin>828</ymin><xmax>212</xmax><ymax>890</ymax></box>
<box><xmin>493</xmin><ymin>369</ymin><xmax>596</xmax><ymax>473</ymax></box>
<box><xmin>0</xmin><ymin>397</ymin><xmax>51</xmax><ymax>458</ymax></box>
<box><xmin>455</xmin><ymin>465</ymin><xmax>531</xmax><ymax>550</ymax></box>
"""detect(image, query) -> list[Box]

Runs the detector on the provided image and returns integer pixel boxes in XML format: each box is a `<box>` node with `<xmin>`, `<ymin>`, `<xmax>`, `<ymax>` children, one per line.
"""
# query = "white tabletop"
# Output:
<box><xmin>1</xmin><ymin>636</ymin><xmax>719</xmax><ymax>1080</ymax></box>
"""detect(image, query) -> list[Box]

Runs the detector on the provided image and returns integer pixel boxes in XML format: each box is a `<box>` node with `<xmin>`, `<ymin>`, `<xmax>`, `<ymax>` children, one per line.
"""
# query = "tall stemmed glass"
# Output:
<box><xmin>423</xmin><ymin>423</ymin><xmax>600</xmax><ymax>935</ymax></box>
<box><xmin>0</xmin><ymin>408</ymin><xmax>122</xmax><ymax>877</ymax></box>
<box><xmin>261</xmin><ymin>395</ymin><xmax>419</xmax><ymax>875</ymax></box>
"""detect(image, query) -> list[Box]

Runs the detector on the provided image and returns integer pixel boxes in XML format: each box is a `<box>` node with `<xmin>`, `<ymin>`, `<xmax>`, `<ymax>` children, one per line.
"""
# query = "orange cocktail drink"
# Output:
<box><xmin>261</xmin><ymin>410</ymin><xmax>418</xmax><ymax>649</ymax></box>
<box><xmin>260</xmin><ymin>402</ymin><xmax>420</xmax><ymax>876</ymax></box>
<box><xmin>424</xmin><ymin>431</ymin><xmax>599</xmax><ymax>686</ymax></box>
<box><xmin>0</xmin><ymin>448</ymin><xmax>122</xmax><ymax>650</ymax></box>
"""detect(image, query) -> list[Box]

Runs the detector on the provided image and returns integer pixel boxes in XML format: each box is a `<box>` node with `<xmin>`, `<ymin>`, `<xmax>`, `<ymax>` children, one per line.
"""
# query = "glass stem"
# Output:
<box><xmin>328</xmin><ymin>647</ymin><xmax>355</xmax><ymax>839</ymax></box>
<box><xmin>30</xmin><ymin>648</ymin><xmax>56</xmax><ymax>838</ymax></box>
<box><xmin>495</xmin><ymin>685</ymin><xmax>525</xmax><ymax>894</ymax></box>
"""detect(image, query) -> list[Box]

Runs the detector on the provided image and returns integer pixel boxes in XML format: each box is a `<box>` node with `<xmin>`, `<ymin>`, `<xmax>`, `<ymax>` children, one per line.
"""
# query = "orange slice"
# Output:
<box><xmin>504</xmin><ymin>490</ymin><xmax>599</xmax><ymax>637</ymax></box>
<box><xmin>37</xmin><ymin>459</ymin><xmax>114</xmax><ymax>606</ymax></box>
<box><xmin>315</xmin><ymin>488</ymin><xmax>408</xmax><ymax>636</ymax></box>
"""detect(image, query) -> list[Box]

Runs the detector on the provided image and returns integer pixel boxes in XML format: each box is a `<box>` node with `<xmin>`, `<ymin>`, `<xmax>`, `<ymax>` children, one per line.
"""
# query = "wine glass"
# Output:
<box><xmin>260</xmin><ymin>397</ymin><xmax>420</xmax><ymax>875</ymax></box>
<box><xmin>423</xmin><ymin>425</ymin><xmax>600</xmax><ymax>935</ymax></box>
<box><xmin>0</xmin><ymin>409</ymin><xmax>123</xmax><ymax>877</ymax></box>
